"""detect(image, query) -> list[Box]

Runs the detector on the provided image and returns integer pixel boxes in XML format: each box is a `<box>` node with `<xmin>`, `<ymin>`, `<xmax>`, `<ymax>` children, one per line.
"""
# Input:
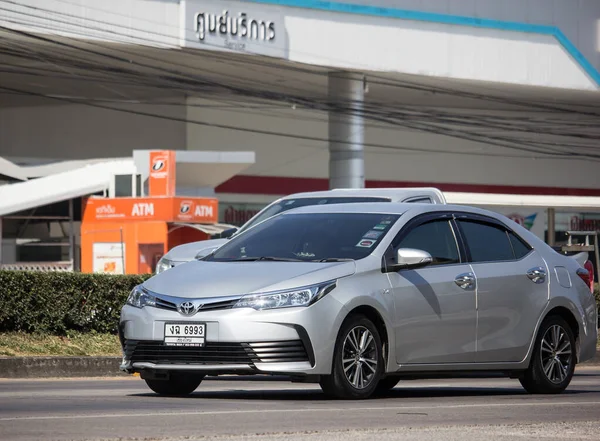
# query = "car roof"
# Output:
<box><xmin>273</xmin><ymin>202</ymin><xmax>550</xmax><ymax>252</ymax></box>
<box><xmin>278</xmin><ymin>201</ymin><xmax>501</xmax><ymax>218</ymax></box>
<box><xmin>279</xmin><ymin>187</ymin><xmax>446</xmax><ymax>202</ymax></box>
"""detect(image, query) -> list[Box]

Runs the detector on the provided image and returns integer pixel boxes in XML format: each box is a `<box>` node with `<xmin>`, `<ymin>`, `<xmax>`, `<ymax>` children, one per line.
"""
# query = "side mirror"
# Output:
<box><xmin>220</xmin><ymin>227</ymin><xmax>238</xmax><ymax>239</ymax></box>
<box><xmin>384</xmin><ymin>248</ymin><xmax>433</xmax><ymax>272</ymax></box>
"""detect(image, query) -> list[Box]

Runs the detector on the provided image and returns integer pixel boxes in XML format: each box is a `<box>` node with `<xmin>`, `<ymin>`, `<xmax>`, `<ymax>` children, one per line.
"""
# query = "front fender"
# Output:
<box><xmin>333</xmin><ymin>292</ymin><xmax>396</xmax><ymax>374</ymax></box>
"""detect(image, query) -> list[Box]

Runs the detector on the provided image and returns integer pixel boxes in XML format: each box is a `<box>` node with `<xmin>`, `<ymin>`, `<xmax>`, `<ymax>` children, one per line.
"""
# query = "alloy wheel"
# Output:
<box><xmin>540</xmin><ymin>324</ymin><xmax>572</xmax><ymax>384</ymax></box>
<box><xmin>342</xmin><ymin>326</ymin><xmax>378</xmax><ymax>389</ymax></box>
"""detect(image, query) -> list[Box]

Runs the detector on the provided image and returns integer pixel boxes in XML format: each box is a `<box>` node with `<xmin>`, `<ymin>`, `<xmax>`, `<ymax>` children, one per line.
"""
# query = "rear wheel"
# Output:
<box><xmin>144</xmin><ymin>373</ymin><xmax>204</xmax><ymax>396</ymax></box>
<box><xmin>320</xmin><ymin>314</ymin><xmax>384</xmax><ymax>399</ymax></box>
<box><xmin>520</xmin><ymin>316</ymin><xmax>576</xmax><ymax>394</ymax></box>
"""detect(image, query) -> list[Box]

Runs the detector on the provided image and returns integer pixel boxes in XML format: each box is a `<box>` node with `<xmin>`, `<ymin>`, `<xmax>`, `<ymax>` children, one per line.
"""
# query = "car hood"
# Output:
<box><xmin>164</xmin><ymin>239</ymin><xmax>229</xmax><ymax>262</ymax></box>
<box><xmin>143</xmin><ymin>259</ymin><xmax>357</xmax><ymax>299</ymax></box>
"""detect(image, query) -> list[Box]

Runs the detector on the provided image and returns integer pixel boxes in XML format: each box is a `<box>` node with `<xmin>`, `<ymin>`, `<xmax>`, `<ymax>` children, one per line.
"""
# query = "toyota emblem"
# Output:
<box><xmin>178</xmin><ymin>301</ymin><xmax>196</xmax><ymax>316</ymax></box>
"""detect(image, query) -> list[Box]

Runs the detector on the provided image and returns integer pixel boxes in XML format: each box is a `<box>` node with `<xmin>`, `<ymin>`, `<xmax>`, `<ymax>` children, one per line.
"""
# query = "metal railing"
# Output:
<box><xmin>0</xmin><ymin>260</ymin><xmax>74</xmax><ymax>272</ymax></box>
<box><xmin>562</xmin><ymin>231</ymin><xmax>599</xmax><ymax>278</ymax></box>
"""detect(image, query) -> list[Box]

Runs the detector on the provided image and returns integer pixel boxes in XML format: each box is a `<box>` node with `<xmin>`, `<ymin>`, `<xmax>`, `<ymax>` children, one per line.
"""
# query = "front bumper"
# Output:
<box><xmin>121</xmin><ymin>339</ymin><xmax>313</xmax><ymax>376</ymax></box>
<box><xmin>119</xmin><ymin>294</ymin><xmax>345</xmax><ymax>376</ymax></box>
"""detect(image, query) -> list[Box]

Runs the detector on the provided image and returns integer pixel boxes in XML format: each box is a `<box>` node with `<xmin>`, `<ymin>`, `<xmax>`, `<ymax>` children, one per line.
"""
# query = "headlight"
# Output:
<box><xmin>126</xmin><ymin>286</ymin><xmax>157</xmax><ymax>309</ymax></box>
<box><xmin>233</xmin><ymin>281</ymin><xmax>336</xmax><ymax>311</ymax></box>
<box><xmin>155</xmin><ymin>257</ymin><xmax>173</xmax><ymax>274</ymax></box>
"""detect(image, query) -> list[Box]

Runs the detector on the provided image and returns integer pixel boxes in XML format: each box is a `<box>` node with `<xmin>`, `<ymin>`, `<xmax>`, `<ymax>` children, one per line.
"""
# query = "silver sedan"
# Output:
<box><xmin>119</xmin><ymin>202</ymin><xmax>597</xmax><ymax>399</ymax></box>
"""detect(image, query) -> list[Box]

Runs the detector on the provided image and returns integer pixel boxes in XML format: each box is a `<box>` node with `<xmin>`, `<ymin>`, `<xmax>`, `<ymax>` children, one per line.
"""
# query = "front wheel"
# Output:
<box><xmin>520</xmin><ymin>315</ymin><xmax>576</xmax><ymax>394</ymax></box>
<box><xmin>320</xmin><ymin>314</ymin><xmax>384</xmax><ymax>399</ymax></box>
<box><xmin>144</xmin><ymin>373</ymin><xmax>204</xmax><ymax>396</ymax></box>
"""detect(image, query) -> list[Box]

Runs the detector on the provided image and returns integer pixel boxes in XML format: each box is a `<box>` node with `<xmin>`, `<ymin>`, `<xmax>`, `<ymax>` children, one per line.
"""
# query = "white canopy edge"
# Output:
<box><xmin>445</xmin><ymin>192</ymin><xmax>600</xmax><ymax>212</ymax></box>
<box><xmin>0</xmin><ymin>160</ymin><xmax>136</xmax><ymax>216</ymax></box>
<box><xmin>0</xmin><ymin>156</ymin><xmax>27</xmax><ymax>181</ymax></box>
<box><xmin>169</xmin><ymin>222</ymin><xmax>237</xmax><ymax>235</ymax></box>
<box><xmin>0</xmin><ymin>155</ymin><xmax>132</xmax><ymax>179</ymax></box>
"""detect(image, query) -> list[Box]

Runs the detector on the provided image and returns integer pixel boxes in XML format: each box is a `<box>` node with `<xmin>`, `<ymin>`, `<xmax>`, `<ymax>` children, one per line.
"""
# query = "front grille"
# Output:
<box><xmin>155</xmin><ymin>297</ymin><xmax>177</xmax><ymax>311</ymax></box>
<box><xmin>244</xmin><ymin>341</ymin><xmax>310</xmax><ymax>363</ymax></box>
<box><xmin>154</xmin><ymin>296</ymin><xmax>238</xmax><ymax>313</ymax></box>
<box><xmin>124</xmin><ymin>339</ymin><xmax>309</xmax><ymax>365</ymax></box>
<box><xmin>199</xmin><ymin>299</ymin><xmax>239</xmax><ymax>311</ymax></box>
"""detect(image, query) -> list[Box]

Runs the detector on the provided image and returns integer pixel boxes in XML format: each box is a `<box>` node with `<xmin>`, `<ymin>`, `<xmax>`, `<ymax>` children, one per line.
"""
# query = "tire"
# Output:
<box><xmin>144</xmin><ymin>373</ymin><xmax>204</xmax><ymax>396</ymax></box>
<box><xmin>320</xmin><ymin>314</ymin><xmax>384</xmax><ymax>399</ymax></box>
<box><xmin>520</xmin><ymin>315</ymin><xmax>576</xmax><ymax>394</ymax></box>
<box><xmin>374</xmin><ymin>376</ymin><xmax>400</xmax><ymax>395</ymax></box>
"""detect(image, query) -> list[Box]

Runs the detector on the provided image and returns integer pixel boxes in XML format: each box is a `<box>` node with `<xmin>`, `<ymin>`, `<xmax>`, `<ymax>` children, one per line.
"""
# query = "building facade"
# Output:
<box><xmin>1</xmin><ymin>0</ymin><xmax>599</xmax><ymax>267</ymax></box>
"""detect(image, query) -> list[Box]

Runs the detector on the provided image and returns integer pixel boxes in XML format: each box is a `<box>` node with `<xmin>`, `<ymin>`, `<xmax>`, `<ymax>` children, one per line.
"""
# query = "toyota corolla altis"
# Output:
<box><xmin>119</xmin><ymin>203</ymin><xmax>597</xmax><ymax>399</ymax></box>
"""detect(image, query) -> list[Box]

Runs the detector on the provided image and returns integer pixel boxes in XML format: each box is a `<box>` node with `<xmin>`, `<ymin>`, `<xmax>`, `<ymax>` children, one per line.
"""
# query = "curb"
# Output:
<box><xmin>0</xmin><ymin>355</ymin><xmax>598</xmax><ymax>379</ymax></box>
<box><xmin>0</xmin><ymin>356</ymin><xmax>126</xmax><ymax>379</ymax></box>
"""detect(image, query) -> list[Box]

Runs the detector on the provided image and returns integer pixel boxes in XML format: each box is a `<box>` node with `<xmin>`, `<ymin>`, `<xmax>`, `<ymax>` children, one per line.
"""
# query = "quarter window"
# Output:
<box><xmin>508</xmin><ymin>231</ymin><xmax>532</xmax><ymax>259</ymax></box>
<box><xmin>458</xmin><ymin>220</ymin><xmax>514</xmax><ymax>263</ymax></box>
<box><xmin>396</xmin><ymin>220</ymin><xmax>460</xmax><ymax>265</ymax></box>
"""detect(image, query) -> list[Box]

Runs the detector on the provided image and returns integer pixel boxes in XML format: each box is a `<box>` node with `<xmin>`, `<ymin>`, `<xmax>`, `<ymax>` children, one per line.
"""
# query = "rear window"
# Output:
<box><xmin>458</xmin><ymin>220</ymin><xmax>514</xmax><ymax>263</ymax></box>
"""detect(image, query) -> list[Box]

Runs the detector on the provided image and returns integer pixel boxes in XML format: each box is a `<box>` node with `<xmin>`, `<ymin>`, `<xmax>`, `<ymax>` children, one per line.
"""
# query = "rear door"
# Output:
<box><xmin>454</xmin><ymin>213</ymin><xmax>549</xmax><ymax>363</ymax></box>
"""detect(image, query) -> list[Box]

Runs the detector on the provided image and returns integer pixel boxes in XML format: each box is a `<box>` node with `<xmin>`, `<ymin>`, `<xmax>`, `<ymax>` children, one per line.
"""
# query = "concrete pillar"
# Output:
<box><xmin>547</xmin><ymin>208</ymin><xmax>556</xmax><ymax>246</ymax></box>
<box><xmin>328</xmin><ymin>71</ymin><xmax>365</xmax><ymax>189</ymax></box>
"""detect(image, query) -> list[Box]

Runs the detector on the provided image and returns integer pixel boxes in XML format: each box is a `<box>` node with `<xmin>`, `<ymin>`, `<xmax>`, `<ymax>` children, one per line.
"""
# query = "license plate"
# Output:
<box><xmin>164</xmin><ymin>323</ymin><xmax>206</xmax><ymax>347</ymax></box>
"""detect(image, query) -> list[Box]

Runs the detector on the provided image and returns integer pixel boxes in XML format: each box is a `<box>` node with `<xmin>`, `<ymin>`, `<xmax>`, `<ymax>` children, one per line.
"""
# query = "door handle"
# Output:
<box><xmin>455</xmin><ymin>272</ymin><xmax>475</xmax><ymax>290</ymax></box>
<box><xmin>527</xmin><ymin>267</ymin><xmax>546</xmax><ymax>284</ymax></box>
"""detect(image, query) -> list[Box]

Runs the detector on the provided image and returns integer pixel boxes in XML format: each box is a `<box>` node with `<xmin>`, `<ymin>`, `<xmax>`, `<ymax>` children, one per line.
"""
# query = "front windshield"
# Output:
<box><xmin>235</xmin><ymin>196</ymin><xmax>391</xmax><ymax>236</ymax></box>
<box><xmin>209</xmin><ymin>212</ymin><xmax>401</xmax><ymax>262</ymax></box>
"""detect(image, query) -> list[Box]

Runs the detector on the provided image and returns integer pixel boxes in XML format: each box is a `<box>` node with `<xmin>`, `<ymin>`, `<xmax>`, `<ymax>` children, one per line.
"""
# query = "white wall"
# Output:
<box><xmin>186</xmin><ymin>97</ymin><xmax>600</xmax><ymax>190</ymax></box>
<box><xmin>339</xmin><ymin>0</ymin><xmax>600</xmax><ymax>72</ymax></box>
<box><xmin>4</xmin><ymin>0</ymin><xmax>596</xmax><ymax>90</ymax></box>
<box><xmin>181</xmin><ymin>0</ymin><xmax>598</xmax><ymax>90</ymax></box>
<box><xmin>283</xmin><ymin>11</ymin><xmax>595</xmax><ymax>90</ymax></box>
<box><xmin>0</xmin><ymin>102</ymin><xmax>187</xmax><ymax>161</ymax></box>
<box><xmin>0</xmin><ymin>0</ymin><xmax>180</xmax><ymax>48</ymax></box>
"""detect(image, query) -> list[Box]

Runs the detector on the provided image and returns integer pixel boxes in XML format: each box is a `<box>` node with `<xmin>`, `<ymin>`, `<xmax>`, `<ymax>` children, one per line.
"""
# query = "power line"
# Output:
<box><xmin>1</xmin><ymin>5</ymin><xmax>599</xmax><ymax>159</ymax></box>
<box><xmin>2</xmin><ymin>30</ymin><xmax>596</xmax><ymax>160</ymax></box>
<box><xmin>2</xmin><ymin>84</ymin><xmax>598</xmax><ymax>163</ymax></box>
<box><xmin>2</xmin><ymin>0</ymin><xmax>599</xmax><ymax>116</ymax></box>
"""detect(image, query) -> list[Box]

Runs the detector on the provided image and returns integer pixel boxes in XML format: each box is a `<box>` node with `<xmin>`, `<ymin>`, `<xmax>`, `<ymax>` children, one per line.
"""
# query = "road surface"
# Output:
<box><xmin>1</xmin><ymin>367</ymin><xmax>599</xmax><ymax>441</ymax></box>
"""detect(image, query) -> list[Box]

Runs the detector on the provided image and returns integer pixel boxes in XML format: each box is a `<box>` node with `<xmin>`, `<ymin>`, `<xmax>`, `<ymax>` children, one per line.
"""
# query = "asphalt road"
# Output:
<box><xmin>1</xmin><ymin>367</ymin><xmax>600</xmax><ymax>441</ymax></box>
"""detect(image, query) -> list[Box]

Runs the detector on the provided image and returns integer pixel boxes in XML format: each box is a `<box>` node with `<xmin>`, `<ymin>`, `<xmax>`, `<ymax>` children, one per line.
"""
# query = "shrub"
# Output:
<box><xmin>0</xmin><ymin>272</ymin><xmax>598</xmax><ymax>336</ymax></box>
<box><xmin>0</xmin><ymin>271</ymin><xmax>151</xmax><ymax>335</ymax></box>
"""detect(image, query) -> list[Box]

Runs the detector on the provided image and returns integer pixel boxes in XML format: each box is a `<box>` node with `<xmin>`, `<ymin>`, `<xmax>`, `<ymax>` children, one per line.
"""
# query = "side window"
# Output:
<box><xmin>458</xmin><ymin>220</ymin><xmax>514</xmax><ymax>263</ymax></box>
<box><xmin>396</xmin><ymin>220</ymin><xmax>460</xmax><ymax>265</ymax></box>
<box><xmin>508</xmin><ymin>231</ymin><xmax>532</xmax><ymax>259</ymax></box>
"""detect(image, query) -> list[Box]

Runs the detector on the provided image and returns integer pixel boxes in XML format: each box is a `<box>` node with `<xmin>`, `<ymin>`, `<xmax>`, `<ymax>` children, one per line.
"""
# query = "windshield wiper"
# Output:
<box><xmin>313</xmin><ymin>258</ymin><xmax>355</xmax><ymax>262</ymax></box>
<box><xmin>226</xmin><ymin>256</ymin><xmax>304</xmax><ymax>262</ymax></box>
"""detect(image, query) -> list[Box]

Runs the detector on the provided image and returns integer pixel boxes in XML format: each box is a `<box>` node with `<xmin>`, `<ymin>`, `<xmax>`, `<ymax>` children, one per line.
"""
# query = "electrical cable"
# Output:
<box><xmin>2</xmin><ymin>84</ymin><xmax>598</xmax><ymax>163</ymax></box>
<box><xmin>1</xmin><ymin>3</ymin><xmax>599</xmax><ymax>160</ymax></box>
<box><xmin>2</xmin><ymin>0</ymin><xmax>600</xmax><ymax>116</ymax></box>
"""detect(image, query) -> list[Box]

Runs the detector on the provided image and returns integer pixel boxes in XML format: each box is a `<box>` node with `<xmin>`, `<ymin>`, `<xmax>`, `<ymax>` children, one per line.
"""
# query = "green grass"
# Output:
<box><xmin>0</xmin><ymin>332</ymin><xmax>121</xmax><ymax>357</ymax></box>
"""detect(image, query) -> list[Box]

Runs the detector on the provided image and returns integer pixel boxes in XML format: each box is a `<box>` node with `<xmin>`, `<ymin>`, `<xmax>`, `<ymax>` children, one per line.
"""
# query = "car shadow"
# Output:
<box><xmin>130</xmin><ymin>385</ymin><xmax>595</xmax><ymax>401</ymax></box>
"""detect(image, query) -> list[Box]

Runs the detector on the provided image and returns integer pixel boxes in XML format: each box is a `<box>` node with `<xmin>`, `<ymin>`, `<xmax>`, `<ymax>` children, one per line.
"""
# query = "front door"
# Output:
<box><xmin>386</xmin><ymin>215</ymin><xmax>477</xmax><ymax>365</ymax></box>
